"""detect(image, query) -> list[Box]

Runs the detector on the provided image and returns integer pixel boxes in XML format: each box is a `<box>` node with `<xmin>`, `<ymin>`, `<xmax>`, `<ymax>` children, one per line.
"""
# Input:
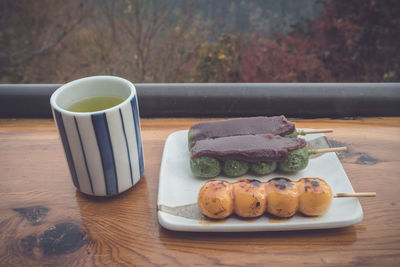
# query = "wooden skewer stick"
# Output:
<box><xmin>298</xmin><ymin>129</ymin><xmax>334</xmax><ymax>135</ymax></box>
<box><xmin>308</xmin><ymin>147</ymin><xmax>347</xmax><ymax>155</ymax></box>
<box><xmin>334</xmin><ymin>192</ymin><xmax>376</xmax><ymax>198</ymax></box>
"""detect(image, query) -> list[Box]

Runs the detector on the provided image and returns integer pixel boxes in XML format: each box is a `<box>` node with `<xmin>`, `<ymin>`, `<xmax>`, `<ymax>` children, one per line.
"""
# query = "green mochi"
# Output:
<box><xmin>278</xmin><ymin>146</ymin><xmax>309</xmax><ymax>172</ymax></box>
<box><xmin>282</xmin><ymin>129</ymin><xmax>298</xmax><ymax>138</ymax></box>
<box><xmin>223</xmin><ymin>159</ymin><xmax>249</xmax><ymax>177</ymax></box>
<box><xmin>250</xmin><ymin>161</ymin><xmax>277</xmax><ymax>175</ymax></box>
<box><xmin>190</xmin><ymin>157</ymin><xmax>221</xmax><ymax>178</ymax></box>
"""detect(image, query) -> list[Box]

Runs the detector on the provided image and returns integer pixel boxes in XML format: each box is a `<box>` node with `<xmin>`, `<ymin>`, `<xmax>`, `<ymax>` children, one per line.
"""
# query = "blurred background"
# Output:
<box><xmin>1</xmin><ymin>0</ymin><xmax>399</xmax><ymax>84</ymax></box>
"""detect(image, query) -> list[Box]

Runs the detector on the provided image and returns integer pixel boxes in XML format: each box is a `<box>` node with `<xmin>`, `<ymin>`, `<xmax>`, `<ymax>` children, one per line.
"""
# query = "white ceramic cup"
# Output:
<box><xmin>50</xmin><ymin>76</ymin><xmax>144</xmax><ymax>196</ymax></box>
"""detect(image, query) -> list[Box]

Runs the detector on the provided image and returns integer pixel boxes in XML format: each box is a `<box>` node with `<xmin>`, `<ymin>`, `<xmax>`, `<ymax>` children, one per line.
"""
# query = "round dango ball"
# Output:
<box><xmin>190</xmin><ymin>157</ymin><xmax>221</xmax><ymax>178</ymax></box>
<box><xmin>282</xmin><ymin>129</ymin><xmax>298</xmax><ymax>138</ymax></box>
<box><xmin>278</xmin><ymin>146</ymin><xmax>309</xmax><ymax>173</ymax></box>
<box><xmin>265</xmin><ymin>178</ymin><xmax>299</xmax><ymax>218</ymax></box>
<box><xmin>250</xmin><ymin>161</ymin><xmax>277</xmax><ymax>175</ymax></box>
<box><xmin>223</xmin><ymin>160</ymin><xmax>249</xmax><ymax>177</ymax></box>
<box><xmin>233</xmin><ymin>179</ymin><xmax>267</xmax><ymax>218</ymax></box>
<box><xmin>297</xmin><ymin>178</ymin><xmax>333</xmax><ymax>216</ymax></box>
<box><xmin>198</xmin><ymin>180</ymin><xmax>233</xmax><ymax>219</ymax></box>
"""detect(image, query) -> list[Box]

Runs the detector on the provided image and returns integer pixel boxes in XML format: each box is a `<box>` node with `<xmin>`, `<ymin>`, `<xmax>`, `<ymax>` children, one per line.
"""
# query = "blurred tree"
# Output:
<box><xmin>309</xmin><ymin>0</ymin><xmax>400</xmax><ymax>81</ymax></box>
<box><xmin>153</xmin><ymin>15</ymin><xmax>206</xmax><ymax>83</ymax></box>
<box><xmin>240</xmin><ymin>34</ymin><xmax>332</xmax><ymax>82</ymax></box>
<box><xmin>55</xmin><ymin>0</ymin><xmax>206</xmax><ymax>83</ymax></box>
<box><xmin>193</xmin><ymin>34</ymin><xmax>241</xmax><ymax>82</ymax></box>
<box><xmin>115</xmin><ymin>0</ymin><xmax>205</xmax><ymax>82</ymax></box>
<box><xmin>238</xmin><ymin>0</ymin><xmax>400</xmax><ymax>82</ymax></box>
<box><xmin>1</xmin><ymin>0</ymin><xmax>398</xmax><ymax>83</ymax></box>
<box><xmin>117</xmin><ymin>0</ymin><xmax>170</xmax><ymax>81</ymax></box>
<box><xmin>0</xmin><ymin>0</ymin><xmax>89</xmax><ymax>83</ymax></box>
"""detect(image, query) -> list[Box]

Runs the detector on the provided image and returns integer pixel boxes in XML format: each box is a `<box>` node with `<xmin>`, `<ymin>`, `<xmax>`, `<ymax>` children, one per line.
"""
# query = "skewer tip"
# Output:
<box><xmin>309</xmin><ymin>146</ymin><xmax>347</xmax><ymax>155</ymax></box>
<box><xmin>300</xmin><ymin>129</ymin><xmax>334</xmax><ymax>135</ymax></box>
<box><xmin>334</xmin><ymin>192</ymin><xmax>376</xmax><ymax>198</ymax></box>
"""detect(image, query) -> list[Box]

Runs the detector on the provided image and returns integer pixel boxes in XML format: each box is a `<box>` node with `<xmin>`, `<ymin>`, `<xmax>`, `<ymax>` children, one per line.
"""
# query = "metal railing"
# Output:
<box><xmin>1</xmin><ymin>83</ymin><xmax>399</xmax><ymax>118</ymax></box>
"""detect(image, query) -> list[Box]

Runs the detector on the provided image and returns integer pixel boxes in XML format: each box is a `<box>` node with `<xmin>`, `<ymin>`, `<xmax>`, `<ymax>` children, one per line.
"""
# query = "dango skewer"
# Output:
<box><xmin>198</xmin><ymin>178</ymin><xmax>375</xmax><ymax>219</ymax></box>
<box><xmin>190</xmin><ymin>134</ymin><xmax>347</xmax><ymax>178</ymax></box>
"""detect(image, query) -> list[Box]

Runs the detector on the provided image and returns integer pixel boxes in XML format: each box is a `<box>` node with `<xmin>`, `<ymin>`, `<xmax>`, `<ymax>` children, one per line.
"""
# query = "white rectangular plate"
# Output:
<box><xmin>157</xmin><ymin>130</ymin><xmax>363</xmax><ymax>232</ymax></box>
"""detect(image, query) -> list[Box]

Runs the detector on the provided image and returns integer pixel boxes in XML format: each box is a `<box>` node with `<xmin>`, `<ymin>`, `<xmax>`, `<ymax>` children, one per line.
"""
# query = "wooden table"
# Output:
<box><xmin>0</xmin><ymin>117</ymin><xmax>399</xmax><ymax>266</ymax></box>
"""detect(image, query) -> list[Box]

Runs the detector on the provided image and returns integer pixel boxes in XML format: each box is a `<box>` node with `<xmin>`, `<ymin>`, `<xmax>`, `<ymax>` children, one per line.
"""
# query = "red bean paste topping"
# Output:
<box><xmin>189</xmin><ymin>116</ymin><xmax>295</xmax><ymax>147</ymax></box>
<box><xmin>191</xmin><ymin>134</ymin><xmax>306</xmax><ymax>162</ymax></box>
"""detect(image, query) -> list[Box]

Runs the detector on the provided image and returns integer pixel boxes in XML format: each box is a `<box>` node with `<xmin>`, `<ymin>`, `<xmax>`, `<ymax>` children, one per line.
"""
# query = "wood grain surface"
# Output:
<box><xmin>0</xmin><ymin>117</ymin><xmax>399</xmax><ymax>266</ymax></box>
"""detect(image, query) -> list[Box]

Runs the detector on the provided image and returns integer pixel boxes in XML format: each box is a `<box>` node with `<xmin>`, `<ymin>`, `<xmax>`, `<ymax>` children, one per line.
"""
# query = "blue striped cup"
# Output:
<box><xmin>50</xmin><ymin>76</ymin><xmax>144</xmax><ymax>196</ymax></box>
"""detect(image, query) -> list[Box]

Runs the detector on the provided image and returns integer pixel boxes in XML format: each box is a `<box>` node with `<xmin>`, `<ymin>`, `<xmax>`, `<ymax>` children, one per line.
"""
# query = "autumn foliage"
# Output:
<box><xmin>194</xmin><ymin>0</ymin><xmax>400</xmax><ymax>83</ymax></box>
<box><xmin>240</xmin><ymin>34</ymin><xmax>333</xmax><ymax>82</ymax></box>
<box><xmin>309</xmin><ymin>0</ymin><xmax>400</xmax><ymax>82</ymax></box>
<box><xmin>0</xmin><ymin>0</ymin><xmax>399</xmax><ymax>83</ymax></box>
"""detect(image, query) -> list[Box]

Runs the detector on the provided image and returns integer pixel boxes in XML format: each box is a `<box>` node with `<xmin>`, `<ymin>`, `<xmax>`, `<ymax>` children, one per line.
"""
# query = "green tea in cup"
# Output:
<box><xmin>50</xmin><ymin>76</ymin><xmax>144</xmax><ymax>196</ymax></box>
<box><xmin>67</xmin><ymin>96</ymin><xmax>125</xmax><ymax>112</ymax></box>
